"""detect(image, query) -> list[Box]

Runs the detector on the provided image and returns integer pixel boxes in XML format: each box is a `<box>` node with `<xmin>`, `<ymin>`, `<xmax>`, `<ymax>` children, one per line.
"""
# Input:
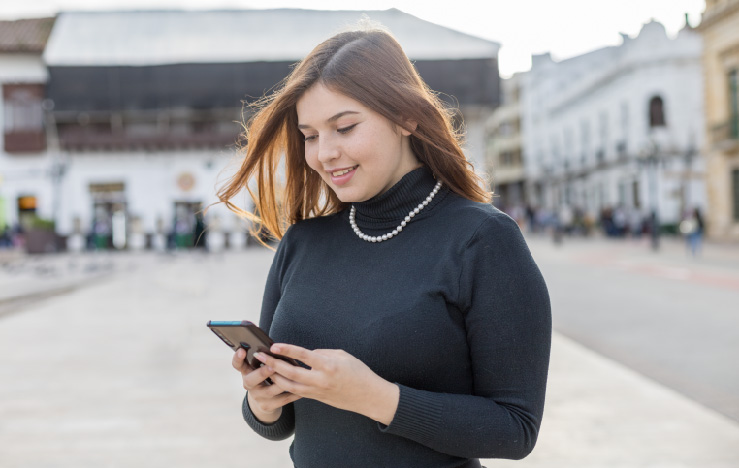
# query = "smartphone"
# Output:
<box><xmin>207</xmin><ymin>320</ymin><xmax>302</xmax><ymax>374</ymax></box>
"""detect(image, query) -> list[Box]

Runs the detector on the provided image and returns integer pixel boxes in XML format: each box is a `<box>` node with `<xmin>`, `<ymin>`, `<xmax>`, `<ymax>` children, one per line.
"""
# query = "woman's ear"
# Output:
<box><xmin>400</xmin><ymin>120</ymin><xmax>418</xmax><ymax>136</ymax></box>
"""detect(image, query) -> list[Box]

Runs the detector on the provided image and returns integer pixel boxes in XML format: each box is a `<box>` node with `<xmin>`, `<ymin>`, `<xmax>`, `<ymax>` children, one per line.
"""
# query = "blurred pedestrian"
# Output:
<box><xmin>559</xmin><ymin>203</ymin><xmax>574</xmax><ymax>234</ymax></box>
<box><xmin>526</xmin><ymin>203</ymin><xmax>536</xmax><ymax>232</ymax></box>
<box><xmin>628</xmin><ymin>208</ymin><xmax>643</xmax><ymax>238</ymax></box>
<box><xmin>680</xmin><ymin>207</ymin><xmax>704</xmax><ymax>257</ymax></box>
<box><xmin>613</xmin><ymin>205</ymin><xmax>627</xmax><ymax>237</ymax></box>
<box><xmin>0</xmin><ymin>225</ymin><xmax>11</xmax><ymax>248</ymax></box>
<box><xmin>216</xmin><ymin>25</ymin><xmax>551</xmax><ymax>467</ymax></box>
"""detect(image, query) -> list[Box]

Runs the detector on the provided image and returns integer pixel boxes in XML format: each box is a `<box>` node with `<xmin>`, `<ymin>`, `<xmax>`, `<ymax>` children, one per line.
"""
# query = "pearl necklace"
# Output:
<box><xmin>349</xmin><ymin>181</ymin><xmax>442</xmax><ymax>243</ymax></box>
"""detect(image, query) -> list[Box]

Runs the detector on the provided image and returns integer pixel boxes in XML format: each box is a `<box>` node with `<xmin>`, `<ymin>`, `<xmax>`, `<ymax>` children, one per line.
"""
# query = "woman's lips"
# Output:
<box><xmin>329</xmin><ymin>165</ymin><xmax>358</xmax><ymax>186</ymax></box>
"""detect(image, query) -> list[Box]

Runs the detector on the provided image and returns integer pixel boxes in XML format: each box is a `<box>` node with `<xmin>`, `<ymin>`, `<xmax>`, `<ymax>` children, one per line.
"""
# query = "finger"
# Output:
<box><xmin>252</xmin><ymin>389</ymin><xmax>303</xmax><ymax>414</ymax></box>
<box><xmin>242</xmin><ymin>364</ymin><xmax>276</xmax><ymax>390</ymax></box>
<box><xmin>232</xmin><ymin>348</ymin><xmax>253</xmax><ymax>372</ymax></box>
<box><xmin>256</xmin><ymin>352</ymin><xmax>314</xmax><ymax>385</ymax></box>
<box><xmin>263</xmin><ymin>381</ymin><xmax>293</xmax><ymax>398</ymax></box>
<box><xmin>269</xmin><ymin>373</ymin><xmax>305</xmax><ymax>395</ymax></box>
<box><xmin>270</xmin><ymin>343</ymin><xmax>322</xmax><ymax>368</ymax></box>
<box><xmin>277</xmin><ymin>392</ymin><xmax>303</xmax><ymax>406</ymax></box>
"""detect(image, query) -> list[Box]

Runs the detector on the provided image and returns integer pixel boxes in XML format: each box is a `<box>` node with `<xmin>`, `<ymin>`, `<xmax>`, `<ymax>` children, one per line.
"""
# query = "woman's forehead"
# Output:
<box><xmin>296</xmin><ymin>83</ymin><xmax>365</xmax><ymax>122</ymax></box>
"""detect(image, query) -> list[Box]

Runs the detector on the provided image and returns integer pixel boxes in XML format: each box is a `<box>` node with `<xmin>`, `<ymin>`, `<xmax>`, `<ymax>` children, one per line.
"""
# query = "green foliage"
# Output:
<box><xmin>26</xmin><ymin>215</ymin><xmax>56</xmax><ymax>232</ymax></box>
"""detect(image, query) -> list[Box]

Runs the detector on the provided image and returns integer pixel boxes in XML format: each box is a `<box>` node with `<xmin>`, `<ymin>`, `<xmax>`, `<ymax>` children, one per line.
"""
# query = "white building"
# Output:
<box><xmin>35</xmin><ymin>9</ymin><xmax>499</xmax><ymax>251</ymax></box>
<box><xmin>522</xmin><ymin>19</ymin><xmax>705</xmax><ymax>232</ymax></box>
<box><xmin>0</xmin><ymin>18</ymin><xmax>55</xmax><ymax>239</ymax></box>
<box><xmin>485</xmin><ymin>73</ymin><xmax>525</xmax><ymax>211</ymax></box>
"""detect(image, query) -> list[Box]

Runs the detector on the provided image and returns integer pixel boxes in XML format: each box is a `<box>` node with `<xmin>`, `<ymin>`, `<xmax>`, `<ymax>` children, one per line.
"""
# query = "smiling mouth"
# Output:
<box><xmin>330</xmin><ymin>166</ymin><xmax>358</xmax><ymax>177</ymax></box>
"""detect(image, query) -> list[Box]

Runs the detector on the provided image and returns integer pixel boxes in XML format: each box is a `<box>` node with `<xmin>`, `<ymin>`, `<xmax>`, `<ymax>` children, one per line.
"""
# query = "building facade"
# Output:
<box><xmin>0</xmin><ymin>18</ymin><xmax>55</xmax><ymax>240</ymax></box>
<box><xmin>485</xmin><ymin>73</ymin><xmax>525</xmax><ymax>212</ymax></box>
<box><xmin>699</xmin><ymin>0</ymin><xmax>739</xmax><ymax>240</ymax></box>
<box><xmin>522</xmin><ymin>19</ymin><xmax>705</xmax><ymax>233</ymax></box>
<box><xmin>23</xmin><ymin>8</ymin><xmax>500</xmax><ymax>251</ymax></box>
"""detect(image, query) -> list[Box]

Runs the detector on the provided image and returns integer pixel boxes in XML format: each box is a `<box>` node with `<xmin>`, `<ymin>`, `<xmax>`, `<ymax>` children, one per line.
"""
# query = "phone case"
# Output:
<box><xmin>207</xmin><ymin>321</ymin><xmax>302</xmax><ymax>370</ymax></box>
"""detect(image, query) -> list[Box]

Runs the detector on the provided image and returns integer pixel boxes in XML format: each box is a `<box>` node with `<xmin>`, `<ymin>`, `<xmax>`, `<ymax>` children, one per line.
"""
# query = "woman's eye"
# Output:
<box><xmin>337</xmin><ymin>124</ymin><xmax>357</xmax><ymax>134</ymax></box>
<box><xmin>303</xmin><ymin>134</ymin><xmax>317</xmax><ymax>142</ymax></box>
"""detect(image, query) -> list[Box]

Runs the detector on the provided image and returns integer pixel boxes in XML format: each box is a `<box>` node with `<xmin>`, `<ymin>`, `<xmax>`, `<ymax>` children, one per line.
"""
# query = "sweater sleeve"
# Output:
<box><xmin>241</xmin><ymin>232</ymin><xmax>296</xmax><ymax>441</ymax></box>
<box><xmin>380</xmin><ymin>213</ymin><xmax>552</xmax><ymax>460</ymax></box>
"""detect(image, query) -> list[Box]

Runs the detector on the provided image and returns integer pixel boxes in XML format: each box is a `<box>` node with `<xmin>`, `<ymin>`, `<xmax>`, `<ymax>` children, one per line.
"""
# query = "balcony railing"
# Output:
<box><xmin>52</xmin><ymin>108</ymin><xmax>244</xmax><ymax>151</ymax></box>
<box><xmin>57</xmin><ymin>123</ymin><xmax>241</xmax><ymax>151</ymax></box>
<box><xmin>4</xmin><ymin>130</ymin><xmax>46</xmax><ymax>153</ymax></box>
<box><xmin>712</xmin><ymin>116</ymin><xmax>739</xmax><ymax>148</ymax></box>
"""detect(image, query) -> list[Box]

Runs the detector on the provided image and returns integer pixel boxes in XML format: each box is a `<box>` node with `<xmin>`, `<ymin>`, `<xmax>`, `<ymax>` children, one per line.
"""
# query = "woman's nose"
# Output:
<box><xmin>317</xmin><ymin>136</ymin><xmax>340</xmax><ymax>163</ymax></box>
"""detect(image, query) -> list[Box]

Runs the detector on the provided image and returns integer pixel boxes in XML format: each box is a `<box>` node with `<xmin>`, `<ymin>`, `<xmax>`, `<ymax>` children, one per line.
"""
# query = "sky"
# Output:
<box><xmin>0</xmin><ymin>0</ymin><xmax>706</xmax><ymax>77</ymax></box>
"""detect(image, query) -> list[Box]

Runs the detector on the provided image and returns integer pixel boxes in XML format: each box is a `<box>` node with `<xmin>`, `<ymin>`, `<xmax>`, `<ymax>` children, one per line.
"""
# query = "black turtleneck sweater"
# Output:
<box><xmin>242</xmin><ymin>167</ymin><xmax>551</xmax><ymax>468</ymax></box>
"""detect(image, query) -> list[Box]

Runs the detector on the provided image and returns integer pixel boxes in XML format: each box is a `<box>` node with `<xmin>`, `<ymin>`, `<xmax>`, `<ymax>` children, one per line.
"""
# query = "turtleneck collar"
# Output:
<box><xmin>350</xmin><ymin>166</ymin><xmax>448</xmax><ymax>229</ymax></box>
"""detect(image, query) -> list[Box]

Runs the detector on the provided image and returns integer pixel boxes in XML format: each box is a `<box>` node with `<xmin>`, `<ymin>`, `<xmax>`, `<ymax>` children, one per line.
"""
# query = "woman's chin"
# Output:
<box><xmin>334</xmin><ymin>188</ymin><xmax>371</xmax><ymax>204</ymax></box>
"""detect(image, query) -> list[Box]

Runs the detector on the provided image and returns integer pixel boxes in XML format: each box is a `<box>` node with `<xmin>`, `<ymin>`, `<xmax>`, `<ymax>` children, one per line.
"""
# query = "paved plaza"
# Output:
<box><xmin>1</xmin><ymin>237</ymin><xmax>739</xmax><ymax>467</ymax></box>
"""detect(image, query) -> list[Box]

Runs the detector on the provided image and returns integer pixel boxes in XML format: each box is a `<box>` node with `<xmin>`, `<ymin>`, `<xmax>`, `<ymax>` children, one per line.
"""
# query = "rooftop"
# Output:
<box><xmin>44</xmin><ymin>9</ymin><xmax>500</xmax><ymax>66</ymax></box>
<box><xmin>0</xmin><ymin>17</ymin><xmax>55</xmax><ymax>53</ymax></box>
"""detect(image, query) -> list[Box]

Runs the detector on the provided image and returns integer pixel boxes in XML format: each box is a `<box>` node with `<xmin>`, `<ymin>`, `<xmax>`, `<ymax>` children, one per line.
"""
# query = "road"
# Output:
<box><xmin>526</xmin><ymin>234</ymin><xmax>739</xmax><ymax>422</ymax></box>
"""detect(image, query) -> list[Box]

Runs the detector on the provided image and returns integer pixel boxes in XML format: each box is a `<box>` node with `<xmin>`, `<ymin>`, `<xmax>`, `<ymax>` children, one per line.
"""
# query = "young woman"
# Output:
<box><xmin>219</xmin><ymin>26</ymin><xmax>551</xmax><ymax>468</ymax></box>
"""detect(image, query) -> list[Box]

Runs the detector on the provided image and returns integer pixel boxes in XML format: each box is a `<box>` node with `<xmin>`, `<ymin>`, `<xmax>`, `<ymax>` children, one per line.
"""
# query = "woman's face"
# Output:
<box><xmin>296</xmin><ymin>83</ymin><xmax>421</xmax><ymax>203</ymax></box>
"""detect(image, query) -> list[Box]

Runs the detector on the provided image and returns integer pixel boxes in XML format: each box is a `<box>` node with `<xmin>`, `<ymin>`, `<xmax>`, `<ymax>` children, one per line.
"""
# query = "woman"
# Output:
<box><xmin>218</xmin><ymin>26</ymin><xmax>551</xmax><ymax>468</ymax></box>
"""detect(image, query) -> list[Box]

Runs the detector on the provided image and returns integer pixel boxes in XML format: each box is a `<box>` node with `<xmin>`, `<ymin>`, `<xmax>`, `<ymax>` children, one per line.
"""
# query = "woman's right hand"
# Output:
<box><xmin>232</xmin><ymin>348</ymin><xmax>302</xmax><ymax>423</ymax></box>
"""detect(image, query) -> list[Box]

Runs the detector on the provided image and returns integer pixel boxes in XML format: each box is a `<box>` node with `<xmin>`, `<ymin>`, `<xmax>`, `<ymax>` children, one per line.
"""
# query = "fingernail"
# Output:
<box><xmin>271</xmin><ymin>344</ymin><xmax>281</xmax><ymax>353</ymax></box>
<box><xmin>253</xmin><ymin>352</ymin><xmax>265</xmax><ymax>362</ymax></box>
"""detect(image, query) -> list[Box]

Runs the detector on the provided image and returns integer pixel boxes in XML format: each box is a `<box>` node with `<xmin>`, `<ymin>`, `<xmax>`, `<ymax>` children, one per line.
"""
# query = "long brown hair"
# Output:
<box><xmin>216</xmin><ymin>27</ymin><xmax>491</xmax><ymax>244</ymax></box>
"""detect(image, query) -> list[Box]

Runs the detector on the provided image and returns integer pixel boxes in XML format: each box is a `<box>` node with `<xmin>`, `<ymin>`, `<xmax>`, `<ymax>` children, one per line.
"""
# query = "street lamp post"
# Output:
<box><xmin>682</xmin><ymin>142</ymin><xmax>695</xmax><ymax>216</ymax></box>
<box><xmin>640</xmin><ymin>139</ymin><xmax>660</xmax><ymax>251</ymax></box>
<box><xmin>543</xmin><ymin>166</ymin><xmax>562</xmax><ymax>245</ymax></box>
<box><xmin>42</xmin><ymin>99</ymin><xmax>67</xmax><ymax>239</ymax></box>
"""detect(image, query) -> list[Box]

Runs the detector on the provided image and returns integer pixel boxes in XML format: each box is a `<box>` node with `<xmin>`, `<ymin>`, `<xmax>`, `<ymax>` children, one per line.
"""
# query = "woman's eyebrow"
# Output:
<box><xmin>298</xmin><ymin>110</ymin><xmax>360</xmax><ymax>129</ymax></box>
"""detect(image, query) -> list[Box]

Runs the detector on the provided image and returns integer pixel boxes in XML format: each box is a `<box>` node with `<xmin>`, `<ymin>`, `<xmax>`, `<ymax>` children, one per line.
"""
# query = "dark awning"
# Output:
<box><xmin>47</xmin><ymin>58</ymin><xmax>499</xmax><ymax>112</ymax></box>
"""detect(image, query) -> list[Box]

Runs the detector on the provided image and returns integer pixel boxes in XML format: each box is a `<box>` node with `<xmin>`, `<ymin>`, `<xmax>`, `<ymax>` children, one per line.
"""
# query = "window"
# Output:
<box><xmin>730</xmin><ymin>69</ymin><xmax>738</xmax><ymax>139</ymax></box>
<box><xmin>616</xmin><ymin>140</ymin><xmax>628</xmax><ymax>160</ymax></box>
<box><xmin>599</xmin><ymin>111</ymin><xmax>609</xmax><ymax>159</ymax></box>
<box><xmin>621</xmin><ymin>101</ymin><xmax>629</xmax><ymax>139</ymax></box>
<box><xmin>564</xmin><ymin>127</ymin><xmax>574</xmax><ymax>168</ymax></box>
<box><xmin>649</xmin><ymin>95</ymin><xmax>666</xmax><ymax>128</ymax></box>
<box><xmin>733</xmin><ymin>169</ymin><xmax>739</xmax><ymax>221</ymax></box>
<box><xmin>632</xmin><ymin>181</ymin><xmax>641</xmax><ymax>208</ymax></box>
<box><xmin>3</xmin><ymin>84</ymin><xmax>46</xmax><ymax>153</ymax></box>
<box><xmin>580</xmin><ymin>119</ymin><xmax>590</xmax><ymax>166</ymax></box>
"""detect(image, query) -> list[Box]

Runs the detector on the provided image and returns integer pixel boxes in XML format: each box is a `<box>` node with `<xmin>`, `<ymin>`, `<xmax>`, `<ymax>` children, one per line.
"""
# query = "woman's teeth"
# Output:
<box><xmin>332</xmin><ymin>166</ymin><xmax>357</xmax><ymax>177</ymax></box>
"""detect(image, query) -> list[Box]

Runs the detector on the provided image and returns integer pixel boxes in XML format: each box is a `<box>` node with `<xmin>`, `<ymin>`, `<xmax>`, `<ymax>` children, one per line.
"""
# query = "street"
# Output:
<box><xmin>527</xmin><ymin>234</ymin><xmax>739</xmax><ymax>422</ymax></box>
<box><xmin>1</xmin><ymin>237</ymin><xmax>738</xmax><ymax>467</ymax></box>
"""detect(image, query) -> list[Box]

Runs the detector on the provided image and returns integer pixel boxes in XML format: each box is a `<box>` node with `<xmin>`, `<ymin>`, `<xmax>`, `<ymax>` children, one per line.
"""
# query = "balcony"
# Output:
<box><xmin>58</xmin><ymin>125</ymin><xmax>240</xmax><ymax>151</ymax></box>
<box><xmin>4</xmin><ymin>130</ymin><xmax>46</xmax><ymax>153</ymax></box>
<box><xmin>711</xmin><ymin>116</ymin><xmax>739</xmax><ymax>152</ymax></box>
<box><xmin>54</xmin><ymin>109</ymin><xmax>243</xmax><ymax>151</ymax></box>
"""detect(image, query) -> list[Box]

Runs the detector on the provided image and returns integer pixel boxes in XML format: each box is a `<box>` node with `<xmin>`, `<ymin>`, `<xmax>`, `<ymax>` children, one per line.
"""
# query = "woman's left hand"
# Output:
<box><xmin>253</xmin><ymin>344</ymin><xmax>399</xmax><ymax>425</ymax></box>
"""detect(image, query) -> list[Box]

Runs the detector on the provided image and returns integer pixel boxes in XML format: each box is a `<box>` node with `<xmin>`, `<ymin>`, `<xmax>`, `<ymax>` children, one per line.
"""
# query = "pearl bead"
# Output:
<box><xmin>349</xmin><ymin>181</ymin><xmax>441</xmax><ymax>243</ymax></box>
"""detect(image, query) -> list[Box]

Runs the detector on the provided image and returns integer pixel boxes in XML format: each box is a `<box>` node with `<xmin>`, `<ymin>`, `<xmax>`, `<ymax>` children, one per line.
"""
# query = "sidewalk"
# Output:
<box><xmin>527</xmin><ymin>232</ymin><xmax>739</xmax><ymax>273</ymax></box>
<box><xmin>1</xmin><ymin>247</ymin><xmax>738</xmax><ymax>467</ymax></box>
<box><xmin>490</xmin><ymin>333</ymin><xmax>739</xmax><ymax>468</ymax></box>
<box><xmin>0</xmin><ymin>249</ymin><xmax>139</xmax><ymax>317</ymax></box>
